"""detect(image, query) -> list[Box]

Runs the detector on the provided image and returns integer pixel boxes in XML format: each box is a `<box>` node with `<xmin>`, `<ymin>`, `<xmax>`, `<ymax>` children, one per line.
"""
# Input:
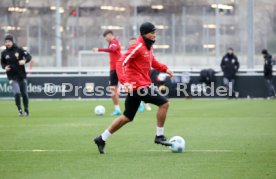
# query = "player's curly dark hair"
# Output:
<box><xmin>103</xmin><ymin>30</ymin><xmax>113</xmax><ymax>37</ymax></box>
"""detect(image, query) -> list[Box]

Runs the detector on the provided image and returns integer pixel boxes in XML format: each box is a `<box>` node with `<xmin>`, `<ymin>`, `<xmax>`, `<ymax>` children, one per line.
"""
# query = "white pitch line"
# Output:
<box><xmin>147</xmin><ymin>149</ymin><xmax>170</xmax><ymax>152</ymax></box>
<box><xmin>147</xmin><ymin>149</ymin><xmax>233</xmax><ymax>153</ymax></box>
<box><xmin>0</xmin><ymin>149</ymin><xmax>73</xmax><ymax>152</ymax></box>
<box><xmin>188</xmin><ymin>149</ymin><xmax>233</xmax><ymax>153</ymax></box>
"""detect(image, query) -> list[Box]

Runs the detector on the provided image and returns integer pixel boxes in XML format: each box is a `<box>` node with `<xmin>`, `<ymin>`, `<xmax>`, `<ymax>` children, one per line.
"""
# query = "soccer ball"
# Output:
<box><xmin>94</xmin><ymin>105</ymin><xmax>105</xmax><ymax>116</ymax></box>
<box><xmin>169</xmin><ymin>136</ymin><xmax>185</xmax><ymax>153</ymax></box>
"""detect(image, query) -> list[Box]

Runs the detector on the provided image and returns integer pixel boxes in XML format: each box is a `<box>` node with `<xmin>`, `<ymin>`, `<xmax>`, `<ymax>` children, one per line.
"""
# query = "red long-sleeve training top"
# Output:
<box><xmin>116</xmin><ymin>36</ymin><xmax>168</xmax><ymax>90</ymax></box>
<box><xmin>98</xmin><ymin>38</ymin><xmax>122</xmax><ymax>70</ymax></box>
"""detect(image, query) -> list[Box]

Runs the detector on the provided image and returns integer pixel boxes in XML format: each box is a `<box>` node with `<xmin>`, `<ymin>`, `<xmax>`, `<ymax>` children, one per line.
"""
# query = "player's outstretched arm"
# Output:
<box><xmin>93</xmin><ymin>42</ymin><xmax>119</xmax><ymax>53</ymax></box>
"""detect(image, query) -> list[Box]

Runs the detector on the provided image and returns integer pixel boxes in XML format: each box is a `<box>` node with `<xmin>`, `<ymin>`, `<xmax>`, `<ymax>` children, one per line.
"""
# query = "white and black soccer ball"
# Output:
<box><xmin>94</xmin><ymin>105</ymin><xmax>105</xmax><ymax>116</ymax></box>
<box><xmin>169</xmin><ymin>136</ymin><xmax>185</xmax><ymax>153</ymax></box>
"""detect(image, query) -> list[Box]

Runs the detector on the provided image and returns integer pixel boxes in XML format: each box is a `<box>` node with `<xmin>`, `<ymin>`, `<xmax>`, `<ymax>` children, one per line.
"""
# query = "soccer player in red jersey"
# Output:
<box><xmin>93</xmin><ymin>30</ymin><xmax>122</xmax><ymax>116</ymax></box>
<box><xmin>94</xmin><ymin>22</ymin><xmax>174</xmax><ymax>154</ymax></box>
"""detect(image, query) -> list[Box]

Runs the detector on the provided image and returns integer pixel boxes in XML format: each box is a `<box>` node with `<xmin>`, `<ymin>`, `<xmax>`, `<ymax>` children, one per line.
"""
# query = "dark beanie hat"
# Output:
<box><xmin>261</xmin><ymin>49</ymin><xmax>268</xmax><ymax>55</ymax></box>
<box><xmin>4</xmin><ymin>35</ymin><xmax>14</xmax><ymax>42</ymax></box>
<box><xmin>140</xmin><ymin>22</ymin><xmax>156</xmax><ymax>35</ymax></box>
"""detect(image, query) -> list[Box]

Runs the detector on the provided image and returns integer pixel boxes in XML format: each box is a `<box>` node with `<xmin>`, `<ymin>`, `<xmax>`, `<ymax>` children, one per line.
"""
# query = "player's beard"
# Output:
<box><xmin>142</xmin><ymin>36</ymin><xmax>155</xmax><ymax>50</ymax></box>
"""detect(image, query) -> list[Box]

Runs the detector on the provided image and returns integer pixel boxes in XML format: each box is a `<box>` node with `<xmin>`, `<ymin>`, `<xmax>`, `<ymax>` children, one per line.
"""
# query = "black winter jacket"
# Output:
<box><xmin>263</xmin><ymin>53</ymin><xmax>273</xmax><ymax>79</ymax></box>
<box><xmin>1</xmin><ymin>44</ymin><xmax>32</xmax><ymax>80</ymax></box>
<box><xmin>220</xmin><ymin>53</ymin><xmax>239</xmax><ymax>79</ymax></box>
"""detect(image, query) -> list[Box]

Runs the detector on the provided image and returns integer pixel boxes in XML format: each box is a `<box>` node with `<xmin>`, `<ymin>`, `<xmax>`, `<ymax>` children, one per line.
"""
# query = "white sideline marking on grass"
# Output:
<box><xmin>0</xmin><ymin>124</ymin><xmax>99</xmax><ymax>128</ymax></box>
<box><xmin>147</xmin><ymin>149</ymin><xmax>233</xmax><ymax>153</ymax></box>
<box><xmin>188</xmin><ymin>149</ymin><xmax>233</xmax><ymax>153</ymax></box>
<box><xmin>0</xmin><ymin>149</ymin><xmax>73</xmax><ymax>152</ymax></box>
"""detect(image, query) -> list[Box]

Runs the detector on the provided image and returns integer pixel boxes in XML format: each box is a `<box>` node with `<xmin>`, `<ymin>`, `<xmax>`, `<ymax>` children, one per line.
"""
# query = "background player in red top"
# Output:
<box><xmin>93</xmin><ymin>30</ymin><xmax>122</xmax><ymax>116</ymax></box>
<box><xmin>94</xmin><ymin>22</ymin><xmax>174</xmax><ymax>154</ymax></box>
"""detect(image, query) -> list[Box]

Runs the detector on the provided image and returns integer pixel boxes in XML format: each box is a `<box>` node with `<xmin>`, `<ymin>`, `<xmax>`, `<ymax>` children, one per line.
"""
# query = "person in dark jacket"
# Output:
<box><xmin>261</xmin><ymin>49</ymin><xmax>276</xmax><ymax>99</ymax></box>
<box><xmin>220</xmin><ymin>48</ymin><xmax>239</xmax><ymax>97</ymax></box>
<box><xmin>1</xmin><ymin>35</ymin><xmax>32</xmax><ymax>116</ymax></box>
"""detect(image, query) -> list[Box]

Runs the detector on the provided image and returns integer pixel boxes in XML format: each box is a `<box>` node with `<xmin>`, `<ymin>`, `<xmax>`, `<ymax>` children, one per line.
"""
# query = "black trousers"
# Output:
<box><xmin>265</xmin><ymin>78</ymin><xmax>276</xmax><ymax>97</ymax></box>
<box><xmin>9</xmin><ymin>79</ymin><xmax>29</xmax><ymax>110</ymax></box>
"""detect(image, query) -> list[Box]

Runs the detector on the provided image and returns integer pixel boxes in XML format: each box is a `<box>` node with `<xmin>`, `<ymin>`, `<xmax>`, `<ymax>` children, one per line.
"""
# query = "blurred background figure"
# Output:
<box><xmin>220</xmin><ymin>48</ymin><xmax>240</xmax><ymax>98</ymax></box>
<box><xmin>261</xmin><ymin>49</ymin><xmax>276</xmax><ymax>99</ymax></box>
<box><xmin>93</xmin><ymin>30</ymin><xmax>122</xmax><ymax>116</ymax></box>
<box><xmin>1</xmin><ymin>35</ymin><xmax>32</xmax><ymax>117</ymax></box>
<box><xmin>199</xmin><ymin>68</ymin><xmax>216</xmax><ymax>86</ymax></box>
<box><xmin>128</xmin><ymin>37</ymin><xmax>137</xmax><ymax>47</ymax></box>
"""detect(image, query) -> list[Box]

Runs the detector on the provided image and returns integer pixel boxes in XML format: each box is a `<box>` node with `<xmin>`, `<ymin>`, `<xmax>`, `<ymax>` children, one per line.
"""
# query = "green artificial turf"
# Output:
<box><xmin>0</xmin><ymin>99</ymin><xmax>275</xmax><ymax>179</ymax></box>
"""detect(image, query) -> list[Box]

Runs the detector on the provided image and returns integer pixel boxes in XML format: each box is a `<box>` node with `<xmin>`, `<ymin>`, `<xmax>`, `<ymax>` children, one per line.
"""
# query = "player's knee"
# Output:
<box><xmin>14</xmin><ymin>93</ymin><xmax>21</xmax><ymax>97</ymax></box>
<box><xmin>111</xmin><ymin>92</ymin><xmax>117</xmax><ymax>97</ymax></box>
<box><xmin>109</xmin><ymin>86</ymin><xmax>117</xmax><ymax>96</ymax></box>
<box><xmin>122</xmin><ymin>115</ymin><xmax>131</xmax><ymax>123</ymax></box>
<box><xmin>21</xmin><ymin>92</ymin><xmax>28</xmax><ymax>97</ymax></box>
<box><xmin>160</xmin><ymin>102</ymin><xmax>169</xmax><ymax>110</ymax></box>
<box><xmin>122</xmin><ymin>114</ymin><xmax>134</xmax><ymax>122</ymax></box>
<box><xmin>123</xmin><ymin>115</ymin><xmax>132</xmax><ymax>122</ymax></box>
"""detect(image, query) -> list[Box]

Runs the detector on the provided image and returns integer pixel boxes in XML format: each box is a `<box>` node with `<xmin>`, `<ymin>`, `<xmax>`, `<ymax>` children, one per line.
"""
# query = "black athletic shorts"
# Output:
<box><xmin>123</xmin><ymin>87</ymin><xmax>168</xmax><ymax>121</ymax></box>
<box><xmin>109</xmin><ymin>70</ymin><xmax>119</xmax><ymax>86</ymax></box>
